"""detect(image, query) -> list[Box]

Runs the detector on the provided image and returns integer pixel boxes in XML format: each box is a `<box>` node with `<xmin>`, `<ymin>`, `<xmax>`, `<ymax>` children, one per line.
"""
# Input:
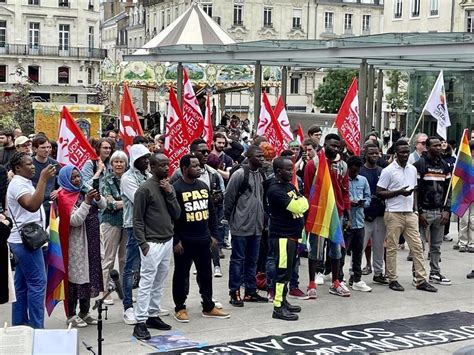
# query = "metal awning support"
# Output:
<box><xmin>375</xmin><ymin>69</ymin><xmax>384</xmax><ymax>133</ymax></box>
<box><xmin>281</xmin><ymin>66</ymin><xmax>288</xmax><ymax>105</ymax></box>
<box><xmin>367</xmin><ymin>65</ymin><xmax>375</xmax><ymax>130</ymax></box>
<box><xmin>177</xmin><ymin>62</ymin><xmax>183</xmax><ymax>109</ymax></box>
<box><xmin>359</xmin><ymin>59</ymin><xmax>368</xmax><ymax>141</ymax></box>
<box><xmin>254</xmin><ymin>60</ymin><xmax>262</xmax><ymax>128</ymax></box>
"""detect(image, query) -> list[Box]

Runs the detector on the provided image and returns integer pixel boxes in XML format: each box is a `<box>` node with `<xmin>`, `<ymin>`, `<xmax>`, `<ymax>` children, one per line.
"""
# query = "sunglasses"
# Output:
<box><xmin>198</xmin><ymin>149</ymin><xmax>210</xmax><ymax>155</ymax></box>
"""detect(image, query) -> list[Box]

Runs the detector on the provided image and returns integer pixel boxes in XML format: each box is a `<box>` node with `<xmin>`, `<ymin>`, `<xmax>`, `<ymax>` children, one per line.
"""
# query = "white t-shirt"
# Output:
<box><xmin>377</xmin><ymin>160</ymin><xmax>417</xmax><ymax>213</ymax></box>
<box><xmin>7</xmin><ymin>175</ymin><xmax>45</xmax><ymax>244</ymax></box>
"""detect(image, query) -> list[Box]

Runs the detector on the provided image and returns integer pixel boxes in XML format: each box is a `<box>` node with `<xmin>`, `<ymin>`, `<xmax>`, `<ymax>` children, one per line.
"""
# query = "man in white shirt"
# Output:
<box><xmin>376</xmin><ymin>140</ymin><xmax>437</xmax><ymax>293</ymax></box>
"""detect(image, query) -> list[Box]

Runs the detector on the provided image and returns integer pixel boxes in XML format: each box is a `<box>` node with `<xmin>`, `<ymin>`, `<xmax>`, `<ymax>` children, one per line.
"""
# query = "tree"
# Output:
<box><xmin>385</xmin><ymin>70</ymin><xmax>408</xmax><ymax>111</ymax></box>
<box><xmin>313</xmin><ymin>69</ymin><xmax>358</xmax><ymax>113</ymax></box>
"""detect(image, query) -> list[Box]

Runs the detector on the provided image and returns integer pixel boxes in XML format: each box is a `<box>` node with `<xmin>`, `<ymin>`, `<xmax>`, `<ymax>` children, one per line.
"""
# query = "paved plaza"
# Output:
<box><xmin>1</xmin><ymin>222</ymin><xmax>473</xmax><ymax>354</ymax></box>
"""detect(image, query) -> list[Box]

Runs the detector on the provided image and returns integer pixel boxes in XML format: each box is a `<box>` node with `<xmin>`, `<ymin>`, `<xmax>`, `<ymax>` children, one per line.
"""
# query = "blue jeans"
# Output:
<box><xmin>122</xmin><ymin>228</ymin><xmax>140</xmax><ymax>311</ymax></box>
<box><xmin>228</xmin><ymin>235</ymin><xmax>261</xmax><ymax>293</ymax></box>
<box><xmin>9</xmin><ymin>243</ymin><xmax>46</xmax><ymax>328</ymax></box>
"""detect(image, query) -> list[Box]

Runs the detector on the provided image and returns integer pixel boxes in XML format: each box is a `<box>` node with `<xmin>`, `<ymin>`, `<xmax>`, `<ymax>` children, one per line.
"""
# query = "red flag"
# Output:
<box><xmin>334</xmin><ymin>78</ymin><xmax>360</xmax><ymax>156</ymax></box>
<box><xmin>120</xmin><ymin>84</ymin><xmax>144</xmax><ymax>153</ymax></box>
<box><xmin>183</xmin><ymin>69</ymin><xmax>204</xmax><ymax>141</ymax></box>
<box><xmin>296</xmin><ymin>123</ymin><xmax>305</xmax><ymax>145</ymax></box>
<box><xmin>257</xmin><ymin>92</ymin><xmax>285</xmax><ymax>155</ymax></box>
<box><xmin>165</xmin><ymin>87</ymin><xmax>191</xmax><ymax>175</ymax></box>
<box><xmin>57</xmin><ymin>106</ymin><xmax>98</xmax><ymax>169</ymax></box>
<box><xmin>274</xmin><ymin>96</ymin><xmax>293</xmax><ymax>146</ymax></box>
<box><xmin>202</xmin><ymin>94</ymin><xmax>213</xmax><ymax>150</ymax></box>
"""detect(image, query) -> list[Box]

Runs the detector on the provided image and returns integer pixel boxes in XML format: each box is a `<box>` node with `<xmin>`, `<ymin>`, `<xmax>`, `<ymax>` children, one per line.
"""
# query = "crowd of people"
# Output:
<box><xmin>0</xmin><ymin>120</ymin><xmax>473</xmax><ymax>341</ymax></box>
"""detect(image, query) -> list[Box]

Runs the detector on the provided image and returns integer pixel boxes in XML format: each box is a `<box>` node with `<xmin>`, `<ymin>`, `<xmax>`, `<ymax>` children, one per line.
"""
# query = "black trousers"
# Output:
<box><xmin>273</xmin><ymin>238</ymin><xmax>297</xmax><ymax>308</ymax></box>
<box><xmin>67</xmin><ymin>282</ymin><xmax>90</xmax><ymax>317</ymax></box>
<box><xmin>340</xmin><ymin>228</ymin><xmax>365</xmax><ymax>282</ymax></box>
<box><xmin>173</xmin><ymin>240</ymin><xmax>214</xmax><ymax>313</ymax></box>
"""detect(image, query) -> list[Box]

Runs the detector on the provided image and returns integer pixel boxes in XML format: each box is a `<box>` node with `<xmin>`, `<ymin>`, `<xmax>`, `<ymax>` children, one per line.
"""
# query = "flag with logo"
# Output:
<box><xmin>165</xmin><ymin>87</ymin><xmax>191</xmax><ymax>175</ymax></box>
<box><xmin>274</xmin><ymin>96</ymin><xmax>294</xmax><ymax>145</ymax></box>
<box><xmin>423</xmin><ymin>71</ymin><xmax>451</xmax><ymax>140</ymax></box>
<box><xmin>296</xmin><ymin>123</ymin><xmax>305</xmax><ymax>145</ymax></box>
<box><xmin>183</xmin><ymin>68</ymin><xmax>204</xmax><ymax>141</ymax></box>
<box><xmin>334</xmin><ymin>78</ymin><xmax>360</xmax><ymax>156</ymax></box>
<box><xmin>451</xmin><ymin>129</ymin><xmax>474</xmax><ymax>217</ymax></box>
<box><xmin>202</xmin><ymin>94</ymin><xmax>214</xmax><ymax>150</ymax></box>
<box><xmin>256</xmin><ymin>91</ymin><xmax>285</xmax><ymax>155</ymax></box>
<box><xmin>120</xmin><ymin>84</ymin><xmax>144</xmax><ymax>153</ymax></box>
<box><xmin>57</xmin><ymin>106</ymin><xmax>98</xmax><ymax>169</ymax></box>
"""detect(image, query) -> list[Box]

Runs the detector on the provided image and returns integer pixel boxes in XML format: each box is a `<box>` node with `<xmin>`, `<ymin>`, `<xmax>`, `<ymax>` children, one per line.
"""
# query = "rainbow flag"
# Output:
<box><xmin>305</xmin><ymin>150</ymin><xmax>344</xmax><ymax>246</ymax></box>
<box><xmin>45</xmin><ymin>207</ymin><xmax>65</xmax><ymax>316</ymax></box>
<box><xmin>451</xmin><ymin>129</ymin><xmax>474</xmax><ymax>217</ymax></box>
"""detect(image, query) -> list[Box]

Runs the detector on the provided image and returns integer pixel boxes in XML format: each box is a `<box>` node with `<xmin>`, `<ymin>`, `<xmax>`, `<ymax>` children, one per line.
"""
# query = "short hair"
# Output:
<box><xmin>0</xmin><ymin>130</ymin><xmax>14</xmax><ymax>139</ymax></box>
<box><xmin>347</xmin><ymin>156</ymin><xmax>363</xmax><ymax>168</ymax></box>
<box><xmin>32</xmin><ymin>135</ymin><xmax>49</xmax><ymax>148</ymax></box>
<box><xmin>394</xmin><ymin>139</ymin><xmax>409</xmax><ymax>151</ymax></box>
<box><xmin>302</xmin><ymin>139</ymin><xmax>317</xmax><ymax>149</ymax></box>
<box><xmin>190</xmin><ymin>138</ymin><xmax>207</xmax><ymax>152</ymax></box>
<box><xmin>364</xmin><ymin>142</ymin><xmax>379</xmax><ymax>151</ymax></box>
<box><xmin>324</xmin><ymin>133</ymin><xmax>341</xmax><ymax>143</ymax></box>
<box><xmin>280</xmin><ymin>149</ymin><xmax>294</xmax><ymax>158</ymax></box>
<box><xmin>246</xmin><ymin>144</ymin><xmax>262</xmax><ymax>158</ymax></box>
<box><xmin>308</xmin><ymin>125</ymin><xmax>322</xmax><ymax>136</ymax></box>
<box><xmin>414</xmin><ymin>133</ymin><xmax>427</xmax><ymax>144</ymax></box>
<box><xmin>10</xmin><ymin>152</ymin><xmax>30</xmax><ymax>173</ymax></box>
<box><xmin>180</xmin><ymin>154</ymin><xmax>197</xmax><ymax>172</ymax></box>
<box><xmin>133</xmin><ymin>135</ymin><xmax>148</xmax><ymax>145</ymax></box>
<box><xmin>426</xmin><ymin>136</ymin><xmax>440</xmax><ymax>148</ymax></box>
<box><xmin>110</xmin><ymin>150</ymin><xmax>128</xmax><ymax>168</ymax></box>
<box><xmin>149</xmin><ymin>152</ymin><xmax>167</xmax><ymax>166</ymax></box>
<box><xmin>105</xmin><ymin>130</ymin><xmax>116</xmax><ymax>137</ymax></box>
<box><xmin>272</xmin><ymin>156</ymin><xmax>287</xmax><ymax>172</ymax></box>
<box><xmin>252</xmin><ymin>135</ymin><xmax>267</xmax><ymax>147</ymax></box>
<box><xmin>213</xmin><ymin>132</ymin><xmax>227</xmax><ymax>143</ymax></box>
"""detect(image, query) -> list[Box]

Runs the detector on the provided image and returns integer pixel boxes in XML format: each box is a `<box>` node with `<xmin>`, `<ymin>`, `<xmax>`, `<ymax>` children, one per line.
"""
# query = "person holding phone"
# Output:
<box><xmin>376</xmin><ymin>140</ymin><xmax>437</xmax><ymax>293</ymax></box>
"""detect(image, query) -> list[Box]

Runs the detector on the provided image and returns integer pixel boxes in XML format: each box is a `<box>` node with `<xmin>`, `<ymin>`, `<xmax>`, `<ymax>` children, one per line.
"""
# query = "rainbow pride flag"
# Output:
<box><xmin>45</xmin><ymin>207</ymin><xmax>65</xmax><ymax>316</ymax></box>
<box><xmin>305</xmin><ymin>150</ymin><xmax>344</xmax><ymax>246</ymax></box>
<box><xmin>451</xmin><ymin>129</ymin><xmax>474</xmax><ymax>217</ymax></box>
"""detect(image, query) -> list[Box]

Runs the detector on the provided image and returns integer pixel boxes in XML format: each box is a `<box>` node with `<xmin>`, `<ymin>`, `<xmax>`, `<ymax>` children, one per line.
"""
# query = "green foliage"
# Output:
<box><xmin>313</xmin><ymin>69</ymin><xmax>358</xmax><ymax>113</ymax></box>
<box><xmin>385</xmin><ymin>70</ymin><xmax>408</xmax><ymax>111</ymax></box>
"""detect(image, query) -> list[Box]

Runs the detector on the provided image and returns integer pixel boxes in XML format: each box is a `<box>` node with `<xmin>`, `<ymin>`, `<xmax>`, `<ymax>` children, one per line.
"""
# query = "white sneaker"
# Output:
<box><xmin>340</xmin><ymin>281</ymin><xmax>350</xmax><ymax>293</ymax></box>
<box><xmin>213</xmin><ymin>266</ymin><xmax>223</xmax><ymax>278</ymax></box>
<box><xmin>351</xmin><ymin>280</ymin><xmax>372</xmax><ymax>292</ymax></box>
<box><xmin>123</xmin><ymin>307</ymin><xmax>137</xmax><ymax>325</ymax></box>
<box><xmin>315</xmin><ymin>272</ymin><xmax>324</xmax><ymax>285</ymax></box>
<box><xmin>323</xmin><ymin>273</ymin><xmax>332</xmax><ymax>281</ymax></box>
<box><xmin>158</xmin><ymin>308</ymin><xmax>170</xmax><ymax>316</ymax></box>
<box><xmin>67</xmin><ymin>315</ymin><xmax>87</xmax><ymax>328</ymax></box>
<box><xmin>212</xmin><ymin>298</ymin><xmax>223</xmax><ymax>309</ymax></box>
<box><xmin>103</xmin><ymin>296</ymin><xmax>114</xmax><ymax>306</ymax></box>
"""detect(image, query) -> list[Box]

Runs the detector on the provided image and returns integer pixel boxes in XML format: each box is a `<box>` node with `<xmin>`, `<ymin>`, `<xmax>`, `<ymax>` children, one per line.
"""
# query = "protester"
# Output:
<box><xmin>132</xmin><ymin>153</ymin><xmax>181</xmax><ymax>339</ymax></box>
<box><xmin>14</xmin><ymin>136</ymin><xmax>33</xmax><ymax>155</ymax></box>
<box><xmin>0</xmin><ymin>130</ymin><xmax>16</xmax><ymax>166</ymax></box>
<box><xmin>211</xmin><ymin>132</ymin><xmax>233</xmax><ymax>182</ymax></box>
<box><xmin>0</xmin><ymin>211</ymin><xmax>13</xmax><ymax>304</ymax></box>
<box><xmin>82</xmin><ymin>138</ymin><xmax>114</xmax><ymax>191</ymax></box>
<box><xmin>408</xmin><ymin>133</ymin><xmax>427</xmax><ymax>164</ymax></box>
<box><xmin>7</xmin><ymin>152</ymin><xmax>56</xmax><ymax>328</ymax></box>
<box><xmin>307</xmin><ymin>125</ymin><xmax>322</xmax><ymax>150</ymax></box>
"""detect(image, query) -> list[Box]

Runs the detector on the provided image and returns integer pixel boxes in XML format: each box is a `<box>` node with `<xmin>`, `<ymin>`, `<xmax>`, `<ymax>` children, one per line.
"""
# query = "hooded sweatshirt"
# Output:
<box><xmin>121</xmin><ymin>144</ymin><xmax>151</xmax><ymax>229</ymax></box>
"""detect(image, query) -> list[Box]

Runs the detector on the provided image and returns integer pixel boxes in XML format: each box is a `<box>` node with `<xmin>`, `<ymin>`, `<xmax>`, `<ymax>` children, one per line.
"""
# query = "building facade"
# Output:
<box><xmin>0</xmin><ymin>0</ymin><xmax>105</xmax><ymax>104</ymax></box>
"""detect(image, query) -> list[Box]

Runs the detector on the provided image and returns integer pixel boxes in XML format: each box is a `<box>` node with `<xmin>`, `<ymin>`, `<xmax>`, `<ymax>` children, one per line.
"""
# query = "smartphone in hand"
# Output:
<box><xmin>92</xmin><ymin>178</ymin><xmax>100</xmax><ymax>191</ymax></box>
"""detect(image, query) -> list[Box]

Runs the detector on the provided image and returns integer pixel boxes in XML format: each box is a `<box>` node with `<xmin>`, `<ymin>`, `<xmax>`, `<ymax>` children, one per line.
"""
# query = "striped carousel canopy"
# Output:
<box><xmin>135</xmin><ymin>3</ymin><xmax>235</xmax><ymax>55</ymax></box>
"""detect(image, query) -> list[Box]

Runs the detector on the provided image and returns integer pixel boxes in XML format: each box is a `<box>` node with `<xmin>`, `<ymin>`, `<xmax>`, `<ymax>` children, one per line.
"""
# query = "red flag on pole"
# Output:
<box><xmin>274</xmin><ymin>96</ymin><xmax>294</xmax><ymax>146</ymax></box>
<box><xmin>183</xmin><ymin>69</ymin><xmax>204</xmax><ymax>141</ymax></box>
<box><xmin>165</xmin><ymin>87</ymin><xmax>191</xmax><ymax>175</ymax></box>
<box><xmin>57</xmin><ymin>106</ymin><xmax>98</xmax><ymax>169</ymax></box>
<box><xmin>296</xmin><ymin>123</ymin><xmax>305</xmax><ymax>145</ymax></box>
<box><xmin>120</xmin><ymin>84</ymin><xmax>144</xmax><ymax>153</ymax></box>
<box><xmin>202</xmin><ymin>94</ymin><xmax>214</xmax><ymax>150</ymax></box>
<box><xmin>334</xmin><ymin>78</ymin><xmax>360</xmax><ymax>156</ymax></box>
<box><xmin>257</xmin><ymin>92</ymin><xmax>285</xmax><ymax>155</ymax></box>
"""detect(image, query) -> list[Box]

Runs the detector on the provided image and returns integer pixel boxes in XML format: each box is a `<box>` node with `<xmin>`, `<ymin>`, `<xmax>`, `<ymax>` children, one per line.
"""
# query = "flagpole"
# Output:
<box><xmin>408</xmin><ymin>110</ymin><xmax>425</xmax><ymax>144</ymax></box>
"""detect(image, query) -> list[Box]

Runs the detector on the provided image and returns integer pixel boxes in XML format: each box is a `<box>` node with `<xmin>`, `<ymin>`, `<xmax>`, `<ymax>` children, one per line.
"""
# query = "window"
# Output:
<box><xmin>233</xmin><ymin>1</ymin><xmax>243</xmax><ymax>25</ymax></box>
<box><xmin>59</xmin><ymin>24</ymin><xmax>70</xmax><ymax>51</ymax></box>
<box><xmin>324</xmin><ymin>12</ymin><xmax>334</xmax><ymax>33</ymax></box>
<box><xmin>0</xmin><ymin>65</ymin><xmax>6</xmax><ymax>83</ymax></box>
<box><xmin>202</xmin><ymin>2</ymin><xmax>212</xmax><ymax>17</ymax></box>
<box><xmin>59</xmin><ymin>0</ymin><xmax>69</xmax><ymax>7</ymax></box>
<box><xmin>58</xmin><ymin>66</ymin><xmax>69</xmax><ymax>84</ymax></box>
<box><xmin>290</xmin><ymin>77</ymin><xmax>299</xmax><ymax>94</ymax></box>
<box><xmin>292</xmin><ymin>8</ymin><xmax>302</xmax><ymax>29</ymax></box>
<box><xmin>429</xmin><ymin>0</ymin><xmax>438</xmax><ymax>16</ymax></box>
<box><xmin>394</xmin><ymin>0</ymin><xmax>403</xmax><ymax>18</ymax></box>
<box><xmin>362</xmin><ymin>15</ymin><xmax>371</xmax><ymax>34</ymax></box>
<box><xmin>28</xmin><ymin>65</ymin><xmax>39</xmax><ymax>83</ymax></box>
<box><xmin>87</xmin><ymin>67</ymin><xmax>93</xmax><ymax>85</ymax></box>
<box><xmin>174</xmin><ymin>6</ymin><xmax>178</xmax><ymax>20</ymax></box>
<box><xmin>0</xmin><ymin>21</ymin><xmax>5</xmax><ymax>48</ymax></box>
<box><xmin>28</xmin><ymin>22</ymin><xmax>40</xmax><ymax>48</ymax></box>
<box><xmin>160</xmin><ymin>10</ymin><xmax>165</xmax><ymax>30</ymax></box>
<box><xmin>28</xmin><ymin>0</ymin><xmax>40</xmax><ymax>4</ymax></box>
<box><xmin>166</xmin><ymin>8</ymin><xmax>171</xmax><ymax>26</ymax></box>
<box><xmin>88</xmin><ymin>26</ymin><xmax>94</xmax><ymax>49</ymax></box>
<box><xmin>344</xmin><ymin>13</ymin><xmax>353</xmax><ymax>34</ymax></box>
<box><xmin>263</xmin><ymin>7</ymin><xmax>272</xmax><ymax>27</ymax></box>
<box><xmin>411</xmin><ymin>0</ymin><xmax>420</xmax><ymax>17</ymax></box>
<box><xmin>467</xmin><ymin>10</ymin><xmax>474</xmax><ymax>33</ymax></box>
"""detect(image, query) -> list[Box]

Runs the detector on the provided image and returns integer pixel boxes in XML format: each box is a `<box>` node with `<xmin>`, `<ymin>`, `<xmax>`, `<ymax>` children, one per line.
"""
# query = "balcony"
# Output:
<box><xmin>0</xmin><ymin>44</ymin><xmax>107</xmax><ymax>59</ymax></box>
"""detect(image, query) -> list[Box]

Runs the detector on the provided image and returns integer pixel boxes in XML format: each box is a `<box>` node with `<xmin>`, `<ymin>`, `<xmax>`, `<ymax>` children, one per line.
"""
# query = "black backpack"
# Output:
<box><xmin>229</xmin><ymin>164</ymin><xmax>267</xmax><ymax>209</ymax></box>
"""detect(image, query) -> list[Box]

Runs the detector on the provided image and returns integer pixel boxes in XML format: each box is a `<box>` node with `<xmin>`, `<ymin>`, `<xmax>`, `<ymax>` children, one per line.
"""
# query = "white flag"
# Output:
<box><xmin>423</xmin><ymin>71</ymin><xmax>451</xmax><ymax>139</ymax></box>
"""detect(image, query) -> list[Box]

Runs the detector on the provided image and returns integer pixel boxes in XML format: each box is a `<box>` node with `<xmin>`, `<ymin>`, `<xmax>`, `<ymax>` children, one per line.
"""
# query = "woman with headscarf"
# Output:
<box><xmin>57</xmin><ymin>165</ymin><xmax>106</xmax><ymax>327</ymax></box>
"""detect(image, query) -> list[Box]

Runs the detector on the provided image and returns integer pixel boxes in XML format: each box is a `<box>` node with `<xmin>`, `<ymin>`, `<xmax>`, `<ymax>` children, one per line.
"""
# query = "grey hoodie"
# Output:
<box><xmin>121</xmin><ymin>144</ymin><xmax>151</xmax><ymax>229</ymax></box>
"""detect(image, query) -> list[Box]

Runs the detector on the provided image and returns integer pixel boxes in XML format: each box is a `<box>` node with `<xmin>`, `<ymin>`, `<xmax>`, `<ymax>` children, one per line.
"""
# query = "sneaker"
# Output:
<box><xmin>80</xmin><ymin>313</ymin><xmax>98</xmax><ymax>325</ymax></box>
<box><xmin>103</xmin><ymin>294</ymin><xmax>114</xmax><ymax>305</ymax></box>
<box><xmin>315</xmin><ymin>272</ymin><xmax>324</xmax><ymax>285</ymax></box>
<box><xmin>267</xmin><ymin>289</ymin><xmax>275</xmax><ymax>302</ymax></box>
<box><xmin>146</xmin><ymin>316</ymin><xmax>171</xmax><ymax>330</ymax></box>
<box><xmin>132</xmin><ymin>296</ymin><xmax>136</xmax><ymax>303</ymax></box>
<box><xmin>362</xmin><ymin>266</ymin><xmax>372</xmax><ymax>275</ymax></box>
<box><xmin>123</xmin><ymin>307</ymin><xmax>137</xmax><ymax>325</ymax></box>
<box><xmin>351</xmin><ymin>280</ymin><xmax>373</xmax><ymax>292</ymax></box>
<box><xmin>229</xmin><ymin>290</ymin><xmax>244</xmax><ymax>307</ymax></box>
<box><xmin>329</xmin><ymin>280</ymin><xmax>351</xmax><ymax>297</ymax></box>
<box><xmin>67</xmin><ymin>315</ymin><xmax>87</xmax><ymax>328</ymax></box>
<box><xmin>416</xmin><ymin>280</ymin><xmax>438</xmax><ymax>292</ymax></box>
<box><xmin>212</xmin><ymin>298</ymin><xmax>223</xmax><ymax>309</ymax></box>
<box><xmin>306</xmin><ymin>287</ymin><xmax>317</xmax><ymax>299</ymax></box>
<box><xmin>340</xmin><ymin>281</ymin><xmax>350</xmax><ymax>293</ymax></box>
<box><xmin>459</xmin><ymin>245</ymin><xmax>468</xmax><ymax>252</ymax></box>
<box><xmin>243</xmin><ymin>292</ymin><xmax>268</xmax><ymax>303</ymax></box>
<box><xmin>288</xmin><ymin>288</ymin><xmax>310</xmax><ymax>300</ymax></box>
<box><xmin>453</xmin><ymin>244</ymin><xmax>460</xmax><ymax>250</ymax></box>
<box><xmin>469</xmin><ymin>246</ymin><xmax>474</xmax><ymax>253</ymax></box>
<box><xmin>282</xmin><ymin>300</ymin><xmax>301</xmax><ymax>313</ymax></box>
<box><xmin>373</xmin><ymin>274</ymin><xmax>389</xmax><ymax>285</ymax></box>
<box><xmin>157</xmin><ymin>308</ymin><xmax>170</xmax><ymax>317</ymax></box>
<box><xmin>467</xmin><ymin>270</ymin><xmax>474</xmax><ymax>279</ymax></box>
<box><xmin>133</xmin><ymin>322</ymin><xmax>151</xmax><ymax>340</ymax></box>
<box><xmin>174</xmin><ymin>309</ymin><xmax>190</xmax><ymax>323</ymax></box>
<box><xmin>202</xmin><ymin>307</ymin><xmax>231</xmax><ymax>319</ymax></box>
<box><xmin>323</xmin><ymin>272</ymin><xmax>332</xmax><ymax>281</ymax></box>
<box><xmin>213</xmin><ymin>266</ymin><xmax>223</xmax><ymax>278</ymax></box>
<box><xmin>443</xmin><ymin>235</ymin><xmax>453</xmax><ymax>242</ymax></box>
<box><xmin>389</xmin><ymin>281</ymin><xmax>405</xmax><ymax>291</ymax></box>
<box><xmin>429</xmin><ymin>273</ymin><xmax>452</xmax><ymax>286</ymax></box>
<box><xmin>272</xmin><ymin>306</ymin><xmax>298</xmax><ymax>321</ymax></box>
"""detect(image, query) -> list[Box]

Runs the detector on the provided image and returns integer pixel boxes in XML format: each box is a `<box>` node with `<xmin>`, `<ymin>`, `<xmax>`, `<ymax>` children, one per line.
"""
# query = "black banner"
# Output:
<box><xmin>161</xmin><ymin>311</ymin><xmax>474</xmax><ymax>354</ymax></box>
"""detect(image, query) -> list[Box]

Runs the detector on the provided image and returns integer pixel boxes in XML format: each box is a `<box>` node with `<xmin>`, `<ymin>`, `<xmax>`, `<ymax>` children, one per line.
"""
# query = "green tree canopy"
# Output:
<box><xmin>313</xmin><ymin>69</ymin><xmax>358</xmax><ymax>113</ymax></box>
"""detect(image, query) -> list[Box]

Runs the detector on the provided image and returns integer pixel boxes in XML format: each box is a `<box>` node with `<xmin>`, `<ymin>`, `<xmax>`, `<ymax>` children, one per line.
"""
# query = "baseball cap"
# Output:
<box><xmin>15</xmin><ymin>136</ymin><xmax>31</xmax><ymax>147</ymax></box>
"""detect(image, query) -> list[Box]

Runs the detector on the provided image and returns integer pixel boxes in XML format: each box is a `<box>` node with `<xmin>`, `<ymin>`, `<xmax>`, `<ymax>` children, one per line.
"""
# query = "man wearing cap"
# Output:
<box><xmin>15</xmin><ymin>136</ymin><xmax>33</xmax><ymax>155</ymax></box>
